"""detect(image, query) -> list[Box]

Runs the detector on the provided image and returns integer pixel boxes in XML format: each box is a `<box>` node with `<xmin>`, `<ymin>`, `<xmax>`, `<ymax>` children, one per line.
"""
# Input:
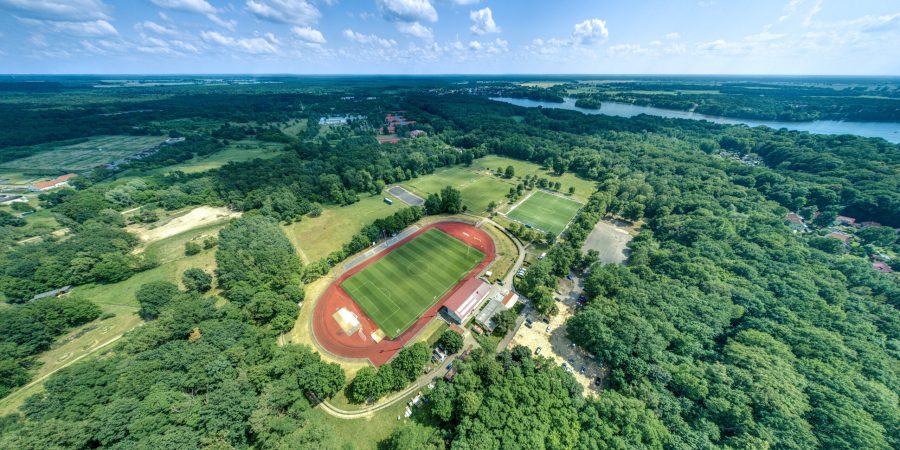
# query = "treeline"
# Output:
<box><xmin>0</xmin><ymin>223</ymin><xmax>145</xmax><ymax>303</ymax></box>
<box><xmin>212</xmin><ymin>136</ymin><xmax>465</xmax><ymax>221</ymax></box>
<box><xmin>302</xmin><ymin>206</ymin><xmax>425</xmax><ymax>281</ymax></box>
<box><xmin>346</xmin><ymin>342</ymin><xmax>430</xmax><ymax>403</ymax></box>
<box><xmin>0</xmin><ymin>296</ymin><xmax>101</xmax><ymax>398</ymax></box>
<box><xmin>121</xmin><ymin>135</ymin><xmax>225</xmax><ymax>170</ymax></box>
<box><xmin>569</xmin><ymin>80</ymin><xmax>900</xmax><ymax>122</ymax></box>
<box><xmin>215</xmin><ymin>215</ymin><xmax>304</xmax><ymax>332</ymax></box>
<box><xmin>416</xmin><ymin>94</ymin><xmax>899</xmax><ymax>226</ymax></box>
<box><xmin>386</xmin><ymin>346</ymin><xmax>668</xmax><ymax>449</ymax></box>
<box><xmin>408</xmin><ymin>94</ymin><xmax>899</xmax><ymax>449</ymax></box>
<box><xmin>515</xmin><ymin>189</ymin><xmax>610</xmax><ymax>315</ymax></box>
<box><xmin>0</xmin><ymin>90</ymin><xmax>312</xmax><ymax>149</ymax></box>
<box><xmin>0</xmin><ymin>214</ymin><xmax>346</xmax><ymax>448</ymax></box>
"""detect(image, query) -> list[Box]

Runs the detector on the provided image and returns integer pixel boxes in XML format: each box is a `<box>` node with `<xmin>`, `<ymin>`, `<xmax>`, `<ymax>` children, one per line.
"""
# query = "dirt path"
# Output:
<box><xmin>128</xmin><ymin>206</ymin><xmax>240</xmax><ymax>243</ymax></box>
<box><xmin>317</xmin><ymin>333</ymin><xmax>476</xmax><ymax>419</ymax></box>
<box><xmin>0</xmin><ymin>330</ymin><xmax>132</xmax><ymax>414</ymax></box>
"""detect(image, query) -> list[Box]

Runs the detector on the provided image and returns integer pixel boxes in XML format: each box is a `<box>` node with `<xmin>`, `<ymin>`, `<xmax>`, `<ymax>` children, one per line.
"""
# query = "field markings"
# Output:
<box><xmin>340</xmin><ymin>228</ymin><xmax>484</xmax><ymax>338</ymax></box>
<box><xmin>506</xmin><ymin>190</ymin><xmax>583</xmax><ymax>234</ymax></box>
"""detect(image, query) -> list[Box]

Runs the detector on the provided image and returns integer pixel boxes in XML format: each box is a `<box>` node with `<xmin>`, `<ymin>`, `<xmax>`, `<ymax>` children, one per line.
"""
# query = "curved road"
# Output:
<box><xmin>317</xmin><ymin>218</ymin><xmax>526</xmax><ymax>420</ymax></box>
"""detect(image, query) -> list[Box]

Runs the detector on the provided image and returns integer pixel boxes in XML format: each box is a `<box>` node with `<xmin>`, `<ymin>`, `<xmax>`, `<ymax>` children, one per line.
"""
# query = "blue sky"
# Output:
<box><xmin>0</xmin><ymin>0</ymin><xmax>898</xmax><ymax>74</ymax></box>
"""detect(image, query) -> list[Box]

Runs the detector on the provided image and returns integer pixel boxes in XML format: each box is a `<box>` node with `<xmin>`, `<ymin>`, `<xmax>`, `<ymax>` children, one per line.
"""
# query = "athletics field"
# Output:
<box><xmin>340</xmin><ymin>228</ymin><xmax>484</xmax><ymax>339</ymax></box>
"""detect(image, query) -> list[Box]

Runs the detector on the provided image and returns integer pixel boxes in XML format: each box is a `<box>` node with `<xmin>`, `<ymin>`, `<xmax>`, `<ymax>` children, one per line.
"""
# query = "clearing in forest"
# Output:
<box><xmin>506</xmin><ymin>190</ymin><xmax>583</xmax><ymax>235</ymax></box>
<box><xmin>340</xmin><ymin>228</ymin><xmax>483</xmax><ymax>339</ymax></box>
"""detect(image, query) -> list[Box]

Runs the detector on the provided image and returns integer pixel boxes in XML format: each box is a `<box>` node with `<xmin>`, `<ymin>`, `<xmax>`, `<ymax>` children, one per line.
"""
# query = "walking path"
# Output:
<box><xmin>315</xmin><ymin>217</ymin><xmax>524</xmax><ymax>420</ymax></box>
<box><xmin>318</xmin><ymin>333</ymin><xmax>478</xmax><ymax>419</ymax></box>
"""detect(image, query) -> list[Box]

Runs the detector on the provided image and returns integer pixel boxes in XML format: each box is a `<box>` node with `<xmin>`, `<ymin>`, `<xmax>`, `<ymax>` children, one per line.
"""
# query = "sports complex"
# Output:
<box><xmin>312</xmin><ymin>221</ymin><xmax>496</xmax><ymax>365</ymax></box>
<box><xmin>506</xmin><ymin>190</ymin><xmax>584</xmax><ymax>235</ymax></box>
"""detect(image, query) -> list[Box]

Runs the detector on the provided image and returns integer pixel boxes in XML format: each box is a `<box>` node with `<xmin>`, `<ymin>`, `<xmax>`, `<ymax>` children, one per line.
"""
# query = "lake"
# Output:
<box><xmin>490</xmin><ymin>97</ymin><xmax>900</xmax><ymax>143</ymax></box>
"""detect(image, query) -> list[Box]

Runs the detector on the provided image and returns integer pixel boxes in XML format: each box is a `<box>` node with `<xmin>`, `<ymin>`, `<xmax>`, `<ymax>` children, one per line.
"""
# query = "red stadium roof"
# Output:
<box><xmin>443</xmin><ymin>277</ymin><xmax>490</xmax><ymax>322</ymax></box>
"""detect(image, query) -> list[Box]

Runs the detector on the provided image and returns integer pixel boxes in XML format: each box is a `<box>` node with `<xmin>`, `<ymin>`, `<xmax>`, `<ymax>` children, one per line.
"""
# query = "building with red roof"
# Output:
<box><xmin>30</xmin><ymin>173</ymin><xmax>77</xmax><ymax>191</ymax></box>
<box><xmin>441</xmin><ymin>277</ymin><xmax>491</xmax><ymax>324</ymax></box>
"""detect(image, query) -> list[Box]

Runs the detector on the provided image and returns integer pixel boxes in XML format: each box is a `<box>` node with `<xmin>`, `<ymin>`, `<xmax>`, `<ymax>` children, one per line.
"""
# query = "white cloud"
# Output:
<box><xmin>291</xmin><ymin>26</ymin><xmax>326</xmax><ymax>44</ymax></box>
<box><xmin>136</xmin><ymin>34</ymin><xmax>199</xmax><ymax>56</ymax></box>
<box><xmin>150</xmin><ymin>0</ymin><xmax>216</xmax><ymax>14</ymax></box>
<box><xmin>468</xmin><ymin>37</ymin><xmax>507</xmax><ymax>54</ymax></box>
<box><xmin>443</xmin><ymin>0</ymin><xmax>479</xmax><ymax>4</ymax></box>
<box><xmin>0</xmin><ymin>0</ymin><xmax>109</xmax><ymax>21</ymax></box>
<box><xmin>207</xmin><ymin>13</ymin><xmax>237</xmax><ymax>31</ymax></box>
<box><xmin>377</xmin><ymin>0</ymin><xmax>438</xmax><ymax>23</ymax></box>
<box><xmin>136</xmin><ymin>20</ymin><xmax>178</xmax><ymax>37</ymax></box>
<box><xmin>573</xmin><ymin>18</ymin><xmax>609</xmax><ymax>45</ymax></box>
<box><xmin>23</xmin><ymin>18</ymin><xmax>119</xmax><ymax>37</ymax></box>
<box><xmin>201</xmin><ymin>30</ymin><xmax>279</xmax><ymax>54</ymax></box>
<box><xmin>469</xmin><ymin>7</ymin><xmax>499</xmax><ymax>35</ymax></box>
<box><xmin>343</xmin><ymin>29</ymin><xmax>397</xmax><ymax>47</ymax></box>
<box><xmin>665</xmin><ymin>32</ymin><xmax>680</xmax><ymax>40</ymax></box>
<box><xmin>246</xmin><ymin>0</ymin><xmax>320</xmax><ymax>25</ymax></box>
<box><xmin>855</xmin><ymin>12</ymin><xmax>900</xmax><ymax>33</ymax></box>
<box><xmin>396</xmin><ymin>21</ymin><xmax>433</xmax><ymax>39</ymax></box>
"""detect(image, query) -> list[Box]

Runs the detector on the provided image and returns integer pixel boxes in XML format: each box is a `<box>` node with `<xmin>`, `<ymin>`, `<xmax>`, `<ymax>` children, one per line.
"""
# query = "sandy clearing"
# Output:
<box><xmin>581</xmin><ymin>219</ymin><xmax>635</xmax><ymax>264</ymax></box>
<box><xmin>510</xmin><ymin>277</ymin><xmax>603</xmax><ymax>396</ymax></box>
<box><xmin>129</xmin><ymin>206</ymin><xmax>241</xmax><ymax>243</ymax></box>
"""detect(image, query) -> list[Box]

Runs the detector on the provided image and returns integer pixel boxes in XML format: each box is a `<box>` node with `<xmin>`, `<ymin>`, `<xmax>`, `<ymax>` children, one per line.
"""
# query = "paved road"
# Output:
<box><xmin>316</xmin><ymin>217</ymin><xmax>524</xmax><ymax>420</ymax></box>
<box><xmin>318</xmin><ymin>332</ymin><xmax>478</xmax><ymax>419</ymax></box>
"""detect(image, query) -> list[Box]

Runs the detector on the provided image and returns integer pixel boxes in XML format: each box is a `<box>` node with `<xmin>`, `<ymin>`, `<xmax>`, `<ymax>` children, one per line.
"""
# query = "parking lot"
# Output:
<box><xmin>509</xmin><ymin>275</ymin><xmax>604</xmax><ymax>395</ymax></box>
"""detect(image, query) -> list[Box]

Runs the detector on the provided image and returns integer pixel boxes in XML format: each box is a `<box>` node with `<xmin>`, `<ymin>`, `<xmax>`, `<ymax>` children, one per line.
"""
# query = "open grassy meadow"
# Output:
<box><xmin>159</xmin><ymin>140</ymin><xmax>285</xmax><ymax>174</ymax></box>
<box><xmin>402</xmin><ymin>165</ymin><xmax>516</xmax><ymax>214</ymax></box>
<box><xmin>0</xmin><ymin>135</ymin><xmax>167</xmax><ymax>172</ymax></box>
<box><xmin>472</xmin><ymin>155</ymin><xmax>597</xmax><ymax>203</ymax></box>
<box><xmin>506</xmin><ymin>191</ymin><xmax>583</xmax><ymax>234</ymax></box>
<box><xmin>341</xmin><ymin>228</ymin><xmax>483</xmax><ymax>338</ymax></box>
<box><xmin>282</xmin><ymin>193</ymin><xmax>401</xmax><ymax>263</ymax></box>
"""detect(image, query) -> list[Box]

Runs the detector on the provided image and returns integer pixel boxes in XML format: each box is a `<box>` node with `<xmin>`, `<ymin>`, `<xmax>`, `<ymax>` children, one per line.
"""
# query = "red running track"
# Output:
<box><xmin>312</xmin><ymin>221</ymin><xmax>495</xmax><ymax>366</ymax></box>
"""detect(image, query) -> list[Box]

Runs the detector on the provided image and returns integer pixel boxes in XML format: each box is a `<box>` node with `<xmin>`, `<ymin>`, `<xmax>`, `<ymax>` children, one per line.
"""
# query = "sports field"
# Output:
<box><xmin>507</xmin><ymin>190</ymin><xmax>583</xmax><ymax>234</ymax></box>
<box><xmin>340</xmin><ymin>228</ymin><xmax>484</xmax><ymax>339</ymax></box>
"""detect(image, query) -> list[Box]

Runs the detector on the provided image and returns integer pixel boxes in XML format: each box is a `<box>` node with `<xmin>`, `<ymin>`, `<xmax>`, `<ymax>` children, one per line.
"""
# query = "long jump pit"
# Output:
<box><xmin>312</xmin><ymin>221</ymin><xmax>495</xmax><ymax>366</ymax></box>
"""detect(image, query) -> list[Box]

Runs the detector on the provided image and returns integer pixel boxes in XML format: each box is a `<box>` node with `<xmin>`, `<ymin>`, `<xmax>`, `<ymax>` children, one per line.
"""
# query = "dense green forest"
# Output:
<box><xmin>0</xmin><ymin>77</ymin><xmax>896</xmax><ymax>449</ymax></box>
<box><xmin>563</xmin><ymin>78</ymin><xmax>900</xmax><ymax>122</ymax></box>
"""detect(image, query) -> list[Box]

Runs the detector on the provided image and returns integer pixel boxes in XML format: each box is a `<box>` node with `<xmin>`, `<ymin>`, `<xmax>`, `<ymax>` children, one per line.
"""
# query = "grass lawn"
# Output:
<box><xmin>308</xmin><ymin>390</ymin><xmax>426</xmax><ymax>450</ymax></box>
<box><xmin>157</xmin><ymin>140</ymin><xmax>285</xmax><ymax>174</ymax></box>
<box><xmin>483</xmin><ymin>223</ymin><xmax>519</xmax><ymax>284</ymax></box>
<box><xmin>282</xmin><ymin>193</ymin><xmax>401</xmax><ymax>263</ymax></box>
<box><xmin>402</xmin><ymin>165</ymin><xmax>516</xmax><ymax>214</ymax></box>
<box><xmin>341</xmin><ymin>228</ymin><xmax>483</xmax><ymax>339</ymax></box>
<box><xmin>472</xmin><ymin>155</ymin><xmax>597</xmax><ymax>203</ymax></box>
<box><xmin>507</xmin><ymin>191</ymin><xmax>583</xmax><ymax>235</ymax></box>
<box><xmin>0</xmin><ymin>135</ymin><xmax>167</xmax><ymax>172</ymax></box>
<box><xmin>142</xmin><ymin>221</ymin><xmax>225</xmax><ymax>264</ymax></box>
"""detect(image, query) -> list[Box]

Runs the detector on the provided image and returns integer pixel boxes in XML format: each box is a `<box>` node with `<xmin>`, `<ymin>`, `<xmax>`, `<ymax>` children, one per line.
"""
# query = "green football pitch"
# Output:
<box><xmin>341</xmin><ymin>228</ymin><xmax>484</xmax><ymax>339</ymax></box>
<box><xmin>507</xmin><ymin>191</ymin><xmax>583</xmax><ymax>235</ymax></box>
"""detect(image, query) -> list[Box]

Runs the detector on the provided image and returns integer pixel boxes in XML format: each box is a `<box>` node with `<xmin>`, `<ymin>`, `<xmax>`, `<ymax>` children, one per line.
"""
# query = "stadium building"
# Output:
<box><xmin>441</xmin><ymin>278</ymin><xmax>491</xmax><ymax>324</ymax></box>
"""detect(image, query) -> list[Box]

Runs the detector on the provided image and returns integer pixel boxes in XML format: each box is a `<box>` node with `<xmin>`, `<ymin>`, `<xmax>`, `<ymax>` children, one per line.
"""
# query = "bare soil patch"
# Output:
<box><xmin>129</xmin><ymin>206</ymin><xmax>240</xmax><ymax>243</ymax></box>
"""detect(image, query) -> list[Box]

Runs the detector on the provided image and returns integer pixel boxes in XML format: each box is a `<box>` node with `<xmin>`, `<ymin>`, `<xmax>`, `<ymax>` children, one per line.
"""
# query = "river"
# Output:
<box><xmin>490</xmin><ymin>97</ymin><xmax>900</xmax><ymax>143</ymax></box>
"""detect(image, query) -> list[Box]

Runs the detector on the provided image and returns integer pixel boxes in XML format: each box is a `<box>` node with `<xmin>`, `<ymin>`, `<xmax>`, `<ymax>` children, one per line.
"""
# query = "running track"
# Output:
<box><xmin>312</xmin><ymin>221</ymin><xmax>495</xmax><ymax>366</ymax></box>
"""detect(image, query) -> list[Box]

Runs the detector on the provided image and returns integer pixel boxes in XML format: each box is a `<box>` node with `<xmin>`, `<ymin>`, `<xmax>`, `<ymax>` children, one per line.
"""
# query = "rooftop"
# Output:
<box><xmin>443</xmin><ymin>277</ymin><xmax>491</xmax><ymax>320</ymax></box>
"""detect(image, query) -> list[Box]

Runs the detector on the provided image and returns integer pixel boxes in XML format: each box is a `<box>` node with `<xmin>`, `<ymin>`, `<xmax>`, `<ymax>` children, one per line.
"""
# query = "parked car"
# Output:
<box><xmin>535</xmin><ymin>347</ymin><xmax>542</xmax><ymax>355</ymax></box>
<box><xmin>545</xmin><ymin>325</ymin><xmax>552</xmax><ymax>333</ymax></box>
